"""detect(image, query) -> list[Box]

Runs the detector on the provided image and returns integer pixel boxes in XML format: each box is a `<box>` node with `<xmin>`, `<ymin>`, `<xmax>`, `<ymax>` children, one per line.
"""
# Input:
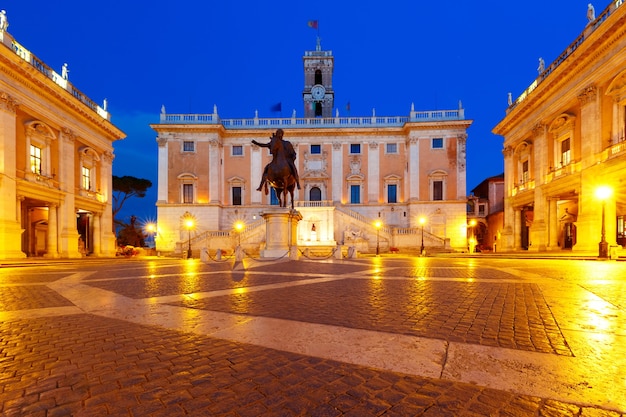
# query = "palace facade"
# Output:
<box><xmin>0</xmin><ymin>22</ymin><xmax>124</xmax><ymax>259</ymax></box>
<box><xmin>493</xmin><ymin>1</ymin><xmax>626</xmax><ymax>255</ymax></box>
<box><xmin>152</xmin><ymin>40</ymin><xmax>473</xmax><ymax>255</ymax></box>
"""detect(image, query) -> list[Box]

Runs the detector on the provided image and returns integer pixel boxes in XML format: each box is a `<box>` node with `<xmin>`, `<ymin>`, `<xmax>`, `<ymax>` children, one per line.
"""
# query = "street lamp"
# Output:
<box><xmin>374</xmin><ymin>220</ymin><xmax>382</xmax><ymax>256</ymax></box>
<box><xmin>184</xmin><ymin>215</ymin><xmax>194</xmax><ymax>259</ymax></box>
<box><xmin>234</xmin><ymin>220</ymin><xmax>245</xmax><ymax>247</ymax></box>
<box><xmin>145</xmin><ymin>223</ymin><xmax>156</xmax><ymax>252</ymax></box>
<box><xmin>419</xmin><ymin>217</ymin><xmax>426</xmax><ymax>256</ymax></box>
<box><xmin>595</xmin><ymin>185</ymin><xmax>612</xmax><ymax>259</ymax></box>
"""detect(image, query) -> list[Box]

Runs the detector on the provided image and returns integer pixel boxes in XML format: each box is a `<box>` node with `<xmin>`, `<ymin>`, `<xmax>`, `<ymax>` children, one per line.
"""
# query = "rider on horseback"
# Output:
<box><xmin>252</xmin><ymin>128</ymin><xmax>301</xmax><ymax>192</ymax></box>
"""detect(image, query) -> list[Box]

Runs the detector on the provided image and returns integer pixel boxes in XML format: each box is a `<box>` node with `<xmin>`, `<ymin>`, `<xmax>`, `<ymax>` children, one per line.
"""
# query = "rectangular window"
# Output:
<box><xmin>81</xmin><ymin>166</ymin><xmax>91</xmax><ymax>190</ymax></box>
<box><xmin>183</xmin><ymin>184</ymin><xmax>193</xmax><ymax>203</ymax></box>
<box><xmin>386</xmin><ymin>143</ymin><xmax>397</xmax><ymax>154</ymax></box>
<box><xmin>30</xmin><ymin>145</ymin><xmax>42</xmax><ymax>174</ymax></box>
<box><xmin>350</xmin><ymin>185</ymin><xmax>360</xmax><ymax>204</ymax></box>
<box><xmin>522</xmin><ymin>160</ymin><xmax>529</xmax><ymax>183</ymax></box>
<box><xmin>478</xmin><ymin>204</ymin><xmax>486</xmax><ymax>216</ymax></box>
<box><xmin>433</xmin><ymin>180</ymin><xmax>443</xmax><ymax>201</ymax></box>
<box><xmin>350</xmin><ymin>144</ymin><xmax>361</xmax><ymax>154</ymax></box>
<box><xmin>561</xmin><ymin>138</ymin><xmax>571</xmax><ymax>166</ymax></box>
<box><xmin>432</xmin><ymin>138</ymin><xmax>443</xmax><ymax>149</ymax></box>
<box><xmin>183</xmin><ymin>141</ymin><xmax>195</xmax><ymax>152</ymax></box>
<box><xmin>232</xmin><ymin>145</ymin><xmax>243</xmax><ymax>156</ymax></box>
<box><xmin>310</xmin><ymin>144</ymin><xmax>321</xmax><ymax>154</ymax></box>
<box><xmin>232</xmin><ymin>186</ymin><xmax>242</xmax><ymax>205</ymax></box>
<box><xmin>387</xmin><ymin>184</ymin><xmax>397</xmax><ymax>203</ymax></box>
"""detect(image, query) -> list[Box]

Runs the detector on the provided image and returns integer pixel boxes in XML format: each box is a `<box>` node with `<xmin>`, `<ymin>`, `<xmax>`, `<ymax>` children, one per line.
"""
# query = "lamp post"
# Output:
<box><xmin>234</xmin><ymin>221</ymin><xmax>245</xmax><ymax>247</ymax></box>
<box><xmin>184</xmin><ymin>216</ymin><xmax>194</xmax><ymax>259</ymax></box>
<box><xmin>419</xmin><ymin>217</ymin><xmax>426</xmax><ymax>256</ymax></box>
<box><xmin>374</xmin><ymin>220</ymin><xmax>382</xmax><ymax>256</ymax></box>
<box><xmin>145</xmin><ymin>223</ymin><xmax>156</xmax><ymax>253</ymax></box>
<box><xmin>596</xmin><ymin>186</ymin><xmax>612</xmax><ymax>259</ymax></box>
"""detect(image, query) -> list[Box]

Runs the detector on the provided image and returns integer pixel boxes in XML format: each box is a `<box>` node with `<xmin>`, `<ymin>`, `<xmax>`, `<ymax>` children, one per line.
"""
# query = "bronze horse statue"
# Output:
<box><xmin>253</xmin><ymin>130</ymin><xmax>297</xmax><ymax>209</ymax></box>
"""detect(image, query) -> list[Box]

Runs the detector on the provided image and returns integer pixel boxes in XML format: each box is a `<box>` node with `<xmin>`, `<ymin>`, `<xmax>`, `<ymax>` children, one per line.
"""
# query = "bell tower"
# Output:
<box><xmin>303</xmin><ymin>37</ymin><xmax>334</xmax><ymax>118</ymax></box>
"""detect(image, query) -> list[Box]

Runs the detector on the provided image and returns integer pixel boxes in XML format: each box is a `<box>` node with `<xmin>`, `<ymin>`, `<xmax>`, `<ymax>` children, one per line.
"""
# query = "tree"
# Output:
<box><xmin>112</xmin><ymin>175</ymin><xmax>152</xmax><ymax>221</ymax></box>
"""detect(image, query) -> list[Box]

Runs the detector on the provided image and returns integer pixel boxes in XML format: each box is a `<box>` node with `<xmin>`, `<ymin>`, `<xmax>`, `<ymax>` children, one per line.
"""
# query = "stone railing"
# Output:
<box><xmin>158</xmin><ymin>108</ymin><xmax>465</xmax><ymax>128</ymax></box>
<box><xmin>509</xmin><ymin>0</ymin><xmax>624</xmax><ymax>110</ymax></box>
<box><xmin>0</xmin><ymin>31</ymin><xmax>109</xmax><ymax>120</ymax></box>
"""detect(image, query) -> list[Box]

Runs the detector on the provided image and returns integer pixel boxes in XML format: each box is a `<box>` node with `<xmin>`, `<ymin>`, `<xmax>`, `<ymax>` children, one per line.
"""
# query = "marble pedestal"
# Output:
<box><xmin>260</xmin><ymin>208</ymin><xmax>302</xmax><ymax>259</ymax></box>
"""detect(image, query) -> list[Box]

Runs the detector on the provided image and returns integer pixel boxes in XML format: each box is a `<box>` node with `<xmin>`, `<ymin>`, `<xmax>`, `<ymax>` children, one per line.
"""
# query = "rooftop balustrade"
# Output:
<box><xmin>0</xmin><ymin>31</ymin><xmax>109</xmax><ymax>120</ymax></box>
<box><xmin>158</xmin><ymin>108</ymin><xmax>466</xmax><ymax>128</ymax></box>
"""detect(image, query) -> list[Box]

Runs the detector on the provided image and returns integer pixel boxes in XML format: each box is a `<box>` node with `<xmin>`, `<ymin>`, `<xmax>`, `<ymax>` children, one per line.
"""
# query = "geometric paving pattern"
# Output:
<box><xmin>172</xmin><ymin>279</ymin><xmax>573</xmax><ymax>356</ymax></box>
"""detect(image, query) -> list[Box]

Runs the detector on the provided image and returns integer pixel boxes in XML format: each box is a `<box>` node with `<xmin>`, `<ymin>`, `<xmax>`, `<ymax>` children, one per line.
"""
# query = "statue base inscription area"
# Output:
<box><xmin>0</xmin><ymin>257</ymin><xmax>625</xmax><ymax>416</ymax></box>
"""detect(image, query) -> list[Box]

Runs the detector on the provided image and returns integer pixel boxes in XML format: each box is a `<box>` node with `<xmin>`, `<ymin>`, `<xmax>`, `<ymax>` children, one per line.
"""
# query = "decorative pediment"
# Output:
<box><xmin>606</xmin><ymin>69</ymin><xmax>626</xmax><ymax>103</ymax></box>
<box><xmin>25</xmin><ymin>120</ymin><xmax>56</xmax><ymax>142</ymax></box>
<box><xmin>548</xmin><ymin>113</ymin><xmax>575</xmax><ymax>137</ymax></box>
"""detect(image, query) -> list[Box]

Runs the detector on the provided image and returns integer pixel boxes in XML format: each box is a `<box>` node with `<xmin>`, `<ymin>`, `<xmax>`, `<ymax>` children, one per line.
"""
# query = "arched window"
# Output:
<box><xmin>314</xmin><ymin>70</ymin><xmax>322</xmax><ymax>85</ymax></box>
<box><xmin>310</xmin><ymin>187</ymin><xmax>322</xmax><ymax>201</ymax></box>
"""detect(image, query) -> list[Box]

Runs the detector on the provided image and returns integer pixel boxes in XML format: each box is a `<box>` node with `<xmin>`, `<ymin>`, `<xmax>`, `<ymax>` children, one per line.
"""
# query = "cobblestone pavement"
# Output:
<box><xmin>0</xmin><ymin>256</ymin><xmax>625</xmax><ymax>416</ymax></box>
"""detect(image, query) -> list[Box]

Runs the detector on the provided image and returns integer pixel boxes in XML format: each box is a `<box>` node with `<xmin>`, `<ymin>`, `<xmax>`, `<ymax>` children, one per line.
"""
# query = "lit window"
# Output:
<box><xmin>432</xmin><ymin>138</ymin><xmax>443</xmax><ymax>149</ymax></box>
<box><xmin>81</xmin><ymin>166</ymin><xmax>91</xmax><ymax>190</ymax></box>
<box><xmin>522</xmin><ymin>160</ymin><xmax>530</xmax><ymax>183</ymax></box>
<box><xmin>310</xmin><ymin>144</ymin><xmax>321</xmax><ymax>154</ymax></box>
<box><xmin>350</xmin><ymin>144</ymin><xmax>361</xmax><ymax>154</ymax></box>
<box><xmin>30</xmin><ymin>145</ymin><xmax>42</xmax><ymax>174</ymax></box>
<box><xmin>232</xmin><ymin>145</ymin><xmax>243</xmax><ymax>156</ymax></box>
<box><xmin>561</xmin><ymin>138</ymin><xmax>571</xmax><ymax>166</ymax></box>
<box><xmin>386</xmin><ymin>143</ymin><xmax>397</xmax><ymax>154</ymax></box>
<box><xmin>183</xmin><ymin>141</ymin><xmax>195</xmax><ymax>152</ymax></box>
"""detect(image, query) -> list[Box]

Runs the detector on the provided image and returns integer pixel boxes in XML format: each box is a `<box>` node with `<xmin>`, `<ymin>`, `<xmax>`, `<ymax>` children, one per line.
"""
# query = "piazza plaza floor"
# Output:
<box><xmin>0</xmin><ymin>254</ymin><xmax>625</xmax><ymax>416</ymax></box>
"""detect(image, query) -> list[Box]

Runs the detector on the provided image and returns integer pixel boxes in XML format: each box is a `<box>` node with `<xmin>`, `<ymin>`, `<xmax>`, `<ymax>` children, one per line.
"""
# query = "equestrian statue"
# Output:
<box><xmin>252</xmin><ymin>129</ymin><xmax>301</xmax><ymax>209</ymax></box>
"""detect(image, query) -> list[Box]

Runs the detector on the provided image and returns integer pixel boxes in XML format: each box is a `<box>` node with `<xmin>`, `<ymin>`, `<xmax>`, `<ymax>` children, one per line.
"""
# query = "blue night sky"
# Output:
<box><xmin>3</xmin><ymin>1</ymin><xmax>598</xmax><ymax>224</ymax></box>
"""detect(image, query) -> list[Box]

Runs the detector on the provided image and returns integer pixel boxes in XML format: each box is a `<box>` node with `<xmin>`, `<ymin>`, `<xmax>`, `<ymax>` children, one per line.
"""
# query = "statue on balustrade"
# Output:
<box><xmin>0</xmin><ymin>10</ymin><xmax>8</xmax><ymax>32</ymax></box>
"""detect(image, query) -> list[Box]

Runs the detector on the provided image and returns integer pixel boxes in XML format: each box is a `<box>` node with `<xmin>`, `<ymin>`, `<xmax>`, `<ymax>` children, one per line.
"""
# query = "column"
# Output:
<box><xmin>367</xmin><ymin>142</ymin><xmax>379</xmax><ymax>203</ymax></box>
<box><xmin>331</xmin><ymin>142</ymin><xmax>342</xmax><ymax>203</ymax></box>
<box><xmin>548</xmin><ymin>198</ymin><xmax>559</xmax><ymax>250</ymax></box>
<box><xmin>0</xmin><ymin>91</ymin><xmax>25</xmax><ymax>258</ymax></box>
<box><xmin>407</xmin><ymin>137</ymin><xmax>419</xmax><ymax>201</ymax></box>
<box><xmin>578</xmin><ymin>85</ymin><xmax>601</xmax><ymax>167</ymax></box>
<box><xmin>208</xmin><ymin>138</ymin><xmax>221</xmax><ymax>203</ymax></box>
<box><xmin>92</xmin><ymin>213</ymin><xmax>101</xmax><ymax>256</ymax></box>
<box><xmin>250</xmin><ymin>142</ymin><xmax>262</xmax><ymax>204</ymax></box>
<box><xmin>156</xmin><ymin>136</ymin><xmax>169</xmax><ymax>202</ymax></box>
<box><xmin>45</xmin><ymin>204</ymin><xmax>59</xmax><ymax>258</ymax></box>
<box><xmin>58</xmin><ymin>129</ymin><xmax>80</xmax><ymax>258</ymax></box>
<box><xmin>456</xmin><ymin>134</ymin><xmax>467</xmax><ymax>200</ymax></box>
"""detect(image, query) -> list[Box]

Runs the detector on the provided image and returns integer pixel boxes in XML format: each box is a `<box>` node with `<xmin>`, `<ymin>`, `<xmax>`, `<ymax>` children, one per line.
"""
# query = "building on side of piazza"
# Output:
<box><xmin>151</xmin><ymin>40</ymin><xmax>473</xmax><ymax>255</ymax></box>
<box><xmin>0</xmin><ymin>22</ymin><xmax>125</xmax><ymax>259</ymax></box>
<box><xmin>492</xmin><ymin>1</ymin><xmax>626</xmax><ymax>254</ymax></box>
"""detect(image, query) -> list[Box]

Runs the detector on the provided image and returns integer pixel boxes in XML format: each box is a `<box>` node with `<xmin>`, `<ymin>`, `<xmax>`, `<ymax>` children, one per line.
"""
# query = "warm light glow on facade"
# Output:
<box><xmin>595</xmin><ymin>186</ymin><xmax>613</xmax><ymax>201</ymax></box>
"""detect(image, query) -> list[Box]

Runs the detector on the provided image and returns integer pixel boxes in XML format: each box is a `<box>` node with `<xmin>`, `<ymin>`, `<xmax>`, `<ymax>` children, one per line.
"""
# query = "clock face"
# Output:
<box><xmin>311</xmin><ymin>84</ymin><xmax>326</xmax><ymax>100</ymax></box>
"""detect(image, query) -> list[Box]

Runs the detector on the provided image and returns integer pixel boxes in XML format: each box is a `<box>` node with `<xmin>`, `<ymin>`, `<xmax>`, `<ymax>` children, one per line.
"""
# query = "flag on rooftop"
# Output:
<box><xmin>308</xmin><ymin>20</ymin><xmax>318</xmax><ymax>29</ymax></box>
